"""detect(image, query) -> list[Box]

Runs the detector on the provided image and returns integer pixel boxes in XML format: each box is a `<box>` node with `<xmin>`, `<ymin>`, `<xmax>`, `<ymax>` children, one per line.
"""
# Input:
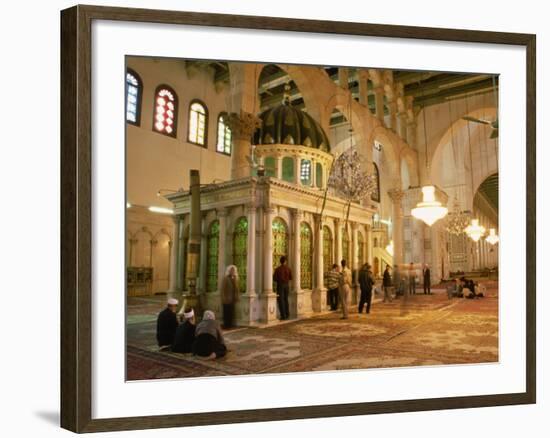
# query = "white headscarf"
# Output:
<box><xmin>203</xmin><ymin>310</ymin><xmax>216</xmax><ymax>321</ymax></box>
<box><xmin>225</xmin><ymin>264</ymin><xmax>239</xmax><ymax>280</ymax></box>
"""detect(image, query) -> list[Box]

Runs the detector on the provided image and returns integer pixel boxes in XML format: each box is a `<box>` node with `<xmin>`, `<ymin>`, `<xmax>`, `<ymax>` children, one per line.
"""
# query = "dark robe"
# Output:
<box><xmin>171</xmin><ymin>321</ymin><xmax>196</xmax><ymax>353</ymax></box>
<box><xmin>156</xmin><ymin>307</ymin><xmax>178</xmax><ymax>347</ymax></box>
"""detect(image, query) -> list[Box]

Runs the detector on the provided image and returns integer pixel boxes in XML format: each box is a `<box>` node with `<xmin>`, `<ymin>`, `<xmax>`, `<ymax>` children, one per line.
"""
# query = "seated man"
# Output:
<box><xmin>193</xmin><ymin>310</ymin><xmax>227</xmax><ymax>359</ymax></box>
<box><xmin>171</xmin><ymin>307</ymin><xmax>196</xmax><ymax>353</ymax></box>
<box><xmin>156</xmin><ymin>298</ymin><xmax>179</xmax><ymax>350</ymax></box>
<box><xmin>447</xmin><ymin>278</ymin><xmax>462</xmax><ymax>299</ymax></box>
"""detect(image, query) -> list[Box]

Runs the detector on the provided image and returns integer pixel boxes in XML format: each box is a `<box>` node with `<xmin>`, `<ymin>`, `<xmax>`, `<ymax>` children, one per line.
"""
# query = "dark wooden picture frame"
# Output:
<box><xmin>60</xmin><ymin>4</ymin><xmax>536</xmax><ymax>433</ymax></box>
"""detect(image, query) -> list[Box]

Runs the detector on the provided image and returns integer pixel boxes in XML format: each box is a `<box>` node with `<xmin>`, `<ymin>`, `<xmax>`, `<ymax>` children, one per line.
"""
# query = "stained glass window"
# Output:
<box><xmin>371</xmin><ymin>162</ymin><xmax>380</xmax><ymax>202</ymax></box>
<box><xmin>272</xmin><ymin>218</ymin><xmax>288</xmax><ymax>272</ymax></box>
<box><xmin>126</xmin><ymin>69</ymin><xmax>142</xmax><ymax>125</ymax></box>
<box><xmin>300</xmin><ymin>159</ymin><xmax>312</xmax><ymax>186</ymax></box>
<box><xmin>300</xmin><ymin>223</ymin><xmax>313</xmax><ymax>289</ymax></box>
<box><xmin>323</xmin><ymin>226</ymin><xmax>333</xmax><ymax>275</ymax></box>
<box><xmin>232</xmin><ymin>217</ymin><xmax>248</xmax><ymax>292</ymax></box>
<box><xmin>206</xmin><ymin>220</ymin><xmax>220</xmax><ymax>292</ymax></box>
<box><xmin>188</xmin><ymin>100</ymin><xmax>208</xmax><ymax>146</ymax></box>
<box><xmin>282</xmin><ymin>157</ymin><xmax>294</xmax><ymax>182</ymax></box>
<box><xmin>316</xmin><ymin>162</ymin><xmax>323</xmax><ymax>188</ymax></box>
<box><xmin>342</xmin><ymin>227</ymin><xmax>350</xmax><ymax>264</ymax></box>
<box><xmin>153</xmin><ymin>85</ymin><xmax>177</xmax><ymax>137</ymax></box>
<box><xmin>358</xmin><ymin>231</ymin><xmax>364</xmax><ymax>265</ymax></box>
<box><xmin>264</xmin><ymin>156</ymin><xmax>276</xmax><ymax>177</ymax></box>
<box><xmin>216</xmin><ymin>113</ymin><xmax>231</xmax><ymax>154</ymax></box>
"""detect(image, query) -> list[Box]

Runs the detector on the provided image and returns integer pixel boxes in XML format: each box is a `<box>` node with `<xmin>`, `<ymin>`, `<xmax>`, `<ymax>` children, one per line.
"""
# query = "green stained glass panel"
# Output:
<box><xmin>232</xmin><ymin>217</ymin><xmax>248</xmax><ymax>292</ymax></box>
<box><xmin>323</xmin><ymin>226</ymin><xmax>333</xmax><ymax>275</ymax></box>
<box><xmin>272</xmin><ymin>218</ymin><xmax>288</xmax><ymax>272</ymax></box>
<box><xmin>282</xmin><ymin>157</ymin><xmax>294</xmax><ymax>182</ymax></box>
<box><xmin>300</xmin><ymin>223</ymin><xmax>313</xmax><ymax>289</ymax></box>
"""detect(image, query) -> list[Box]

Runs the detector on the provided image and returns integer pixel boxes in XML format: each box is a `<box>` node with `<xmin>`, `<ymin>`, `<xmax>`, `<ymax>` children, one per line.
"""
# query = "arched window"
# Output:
<box><xmin>358</xmin><ymin>231</ymin><xmax>364</xmax><ymax>265</ymax></box>
<box><xmin>300</xmin><ymin>159</ymin><xmax>312</xmax><ymax>186</ymax></box>
<box><xmin>188</xmin><ymin>100</ymin><xmax>208</xmax><ymax>146</ymax></box>
<box><xmin>216</xmin><ymin>112</ymin><xmax>231</xmax><ymax>155</ymax></box>
<box><xmin>371</xmin><ymin>162</ymin><xmax>381</xmax><ymax>202</ymax></box>
<box><xmin>272</xmin><ymin>218</ymin><xmax>289</xmax><ymax>272</ymax></box>
<box><xmin>282</xmin><ymin>157</ymin><xmax>294</xmax><ymax>182</ymax></box>
<box><xmin>232</xmin><ymin>217</ymin><xmax>248</xmax><ymax>292</ymax></box>
<box><xmin>206</xmin><ymin>220</ymin><xmax>220</xmax><ymax>292</ymax></box>
<box><xmin>300</xmin><ymin>223</ymin><xmax>313</xmax><ymax>289</ymax></box>
<box><xmin>126</xmin><ymin>69</ymin><xmax>142</xmax><ymax>125</ymax></box>
<box><xmin>322</xmin><ymin>226</ymin><xmax>333</xmax><ymax>274</ymax></box>
<box><xmin>153</xmin><ymin>85</ymin><xmax>178</xmax><ymax>137</ymax></box>
<box><xmin>315</xmin><ymin>162</ymin><xmax>323</xmax><ymax>188</ymax></box>
<box><xmin>264</xmin><ymin>156</ymin><xmax>276</xmax><ymax>177</ymax></box>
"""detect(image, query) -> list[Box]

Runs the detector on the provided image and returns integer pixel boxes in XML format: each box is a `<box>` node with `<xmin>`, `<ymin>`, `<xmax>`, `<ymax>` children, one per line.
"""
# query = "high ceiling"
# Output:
<box><xmin>476</xmin><ymin>173</ymin><xmax>499</xmax><ymax>212</ymax></box>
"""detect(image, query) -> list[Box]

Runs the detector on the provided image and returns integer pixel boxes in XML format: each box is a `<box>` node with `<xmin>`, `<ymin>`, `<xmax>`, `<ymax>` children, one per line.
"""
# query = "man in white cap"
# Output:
<box><xmin>171</xmin><ymin>307</ymin><xmax>196</xmax><ymax>353</ymax></box>
<box><xmin>156</xmin><ymin>297</ymin><xmax>179</xmax><ymax>350</ymax></box>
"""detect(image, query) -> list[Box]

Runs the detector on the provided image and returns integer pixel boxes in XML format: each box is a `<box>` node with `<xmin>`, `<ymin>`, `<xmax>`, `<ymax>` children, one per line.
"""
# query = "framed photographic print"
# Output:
<box><xmin>60</xmin><ymin>4</ymin><xmax>536</xmax><ymax>433</ymax></box>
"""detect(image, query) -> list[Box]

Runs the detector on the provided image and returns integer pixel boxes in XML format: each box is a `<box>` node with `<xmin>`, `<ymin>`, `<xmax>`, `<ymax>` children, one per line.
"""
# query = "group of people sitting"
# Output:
<box><xmin>447</xmin><ymin>276</ymin><xmax>485</xmax><ymax>299</ymax></box>
<box><xmin>156</xmin><ymin>298</ymin><xmax>227</xmax><ymax>360</ymax></box>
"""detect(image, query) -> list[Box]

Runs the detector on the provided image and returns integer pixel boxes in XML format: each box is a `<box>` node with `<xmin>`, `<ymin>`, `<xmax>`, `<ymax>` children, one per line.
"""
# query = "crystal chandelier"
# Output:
<box><xmin>486</xmin><ymin>228</ymin><xmax>499</xmax><ymax>245</ymax></box>
<box><xmin>464</xmin><ymin>219</ymin><xmax>486</xmax><ymax>242</ymax></box>
<box><xmin>411</xmin><ymin>185</ymin><xmax>448</xmax><ymax>226</ymax></box>
<box><xmin>445</xmin><ymin>196</ymin><xmax>470</xmax><ymax>235</ymax></box>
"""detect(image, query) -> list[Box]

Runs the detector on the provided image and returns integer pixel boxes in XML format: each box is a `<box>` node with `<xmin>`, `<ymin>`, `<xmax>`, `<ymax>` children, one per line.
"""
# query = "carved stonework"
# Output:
<box><xmin>388</xmin><ymin>188</ymin><xmax>405</xmax><ymax>202</ymax></box>
<box><xmin>227</xmin><ymin>110</ymin><xmax>262</xmax><ymax>141</ymax></box>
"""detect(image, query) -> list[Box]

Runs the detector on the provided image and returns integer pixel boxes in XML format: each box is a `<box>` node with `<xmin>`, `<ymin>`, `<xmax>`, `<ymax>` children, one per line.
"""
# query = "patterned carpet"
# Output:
<box><xmin>126</xmin><ymin>281</ymin><xmax>499</xmax><ymax>380</ymax></box>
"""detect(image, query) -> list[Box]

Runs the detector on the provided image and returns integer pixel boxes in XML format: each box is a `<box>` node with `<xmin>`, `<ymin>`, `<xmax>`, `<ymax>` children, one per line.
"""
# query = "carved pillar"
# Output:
<box><xmin>262</xmin><ymin>207</ymin><xmax>278</xmax><ymax>323</ymax></box>
<box><xmin>389</xmin><ymin>189</ymin><xmax>405</xmax><ymax>267</ymax></box>
<box><xmin>176</xmin><ymin>217</ymin><xmax>186</xmax><ymax>291</ymax></box>
<box><xmin>168</xmin><ymin>215</ymin><xmax>181</xmax><ymax>294</ymax></box>
<box><xmin>339</xmin><ymin>67</ymin><xmax>349</xmax><ymax>89</ymax></box>
<box><xmin>217</xmin><ymin>208</ymin><xmax>228</xmax><ymax>292</ymax></box>
<box><xmin>374</xmin><ymin>86</ymin><xmax>385</xmax><ymax>122</ymax></box>
<box><xmin>312</xmin><ymin>214</ymin><xmax>325</xmax><ymax>312</ymax></box>
<box><xmin>367</xmin><ymin>224</ymin><xmax>373</xmax><ymax>266</ymax></box>
<box><xmin>227</xmin><ymin>110</ymin><xmax>262</xmax><ymax>180</ymax></box>
<box><xmin>276</xmin><ymin>154</ymin><xmax>283</xmax><ymax>179</ymax></box>
<box><xmin>294</xmin><ymin>155</ymin><xmax>301</xmax><ymax>185</ymax></box>
<box><xmin>197</xmin><ymin>213</ymin><xmax>208</xmax><ymax>296</ymax></box>
<box><xmin>291</xmin><ymin>209</ymin><xmax>303</xmax><ymax>318</ymax></box>
<box><xmin>351</xmin><ymin>222</ymin><xmax>359</xmax><ymax>305</ymax></box>
<box><xmin>398</xmin><ymin>112</ymin><xmax>408</xmax><ymax>140</ymax></box>
<box><xmin>388</xmin><ymin>100</ymin><xmax>398</xmax><ymax>131</ymax></box>
<box><xmin>358</xmin><ymin>71</ymin><xmax>369</xmax><ymax>106</ymax></box>
<box><xmin>246</xmin><ymin>205</ymin><xmax>257</xmax><ymax>296</ymax></box>
<box><xmin>407</xmin><ymin>121</ymin><xmax>417</xmax><ymax>149</ymax></box>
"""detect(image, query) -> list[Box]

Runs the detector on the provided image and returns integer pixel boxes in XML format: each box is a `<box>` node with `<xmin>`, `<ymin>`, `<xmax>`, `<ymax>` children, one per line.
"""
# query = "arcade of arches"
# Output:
<box><xmin>126</xmin><ymin>57</ymin><xmax>499</xmax><ymax>378</ymax></box>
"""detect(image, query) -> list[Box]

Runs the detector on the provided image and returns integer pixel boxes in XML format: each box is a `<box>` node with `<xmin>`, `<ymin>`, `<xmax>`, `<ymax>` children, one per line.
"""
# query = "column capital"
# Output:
<box><xmin>246</xmin><ymin>204</ymin><xmax>257</xmax><ymax>214</ymax></box>
<box><xmin>291</xmin><ymin>208</ymin><xmax>303</xmax><ymax>218</ymax></box>
<box><xmin>350</xmin><ymin>221</ymin><xmax>358</xmax><ymax>231</ymax></box>
<box><xmin>216</xmin><ymin>207</ymin><xmax>229</xmax><ymax>218</ymax></box>
<box><xmin>388</xmin><ymin>188</ymin><xmax>405</xmax><ymax>202</ymax></box>
<box><xmin>227</xmin><ymin>110</ymin><xmax>262</xmax><ymax>140</ymax></box>
<box><xmin>334</xmin><ymin>217</ymin><xmax>341</xmax><ymax>226</ymax></box>
<box><xmin>264</xmin><ymin>206</ymin><xmax>276</xmax><ymax>215</ymax></box>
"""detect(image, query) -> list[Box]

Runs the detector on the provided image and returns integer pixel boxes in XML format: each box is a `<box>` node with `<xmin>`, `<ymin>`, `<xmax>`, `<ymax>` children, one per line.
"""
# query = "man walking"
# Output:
<box><xmin>423</xmin><ymin>264</ymin><xmax>431</xmax><ymax>295</ymax></box>
<box><xmin>273</xmin><ymin>256</ymin><xmax>292</xmax><ymax>320</ymax></box>
<box><xmin>325</xmin><ymin>264</ymin><xmax>340</xmax><ymax>311</ymax></box>
<box><xmin>339</xmin><ymin>259</ymin><xmax>352</xmax><ymax>319</ymax></box>
<box><xmin>358</xmin><ymin>263</ymin><xmax>374</xmax><ymax>314</ymax></box>
<box><xmin>382</xmin><ymin>265</ymin><xmax>393</xmax><ymax>303</ymax></box>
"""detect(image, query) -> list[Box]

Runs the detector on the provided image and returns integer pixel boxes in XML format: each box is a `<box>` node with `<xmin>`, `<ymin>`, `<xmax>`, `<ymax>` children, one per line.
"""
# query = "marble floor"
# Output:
<box><xmin>126</xmin><ymin>281</ymin><xmax>498</xmax><ymax>380</ymax></box>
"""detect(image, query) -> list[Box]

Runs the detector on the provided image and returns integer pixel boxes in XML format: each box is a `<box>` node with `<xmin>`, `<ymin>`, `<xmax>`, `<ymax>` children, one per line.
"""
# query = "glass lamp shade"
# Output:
<box><xmin>486</xmin><ymin>228</ymin><xmax>500</xmax><ymax>245</ymax></box>
<box><xmin>464</xmin><ymin>219</ymin><xmax>486</xmax><ymax>242</ymax></box>
<box><xmin>411</xmin><ymin>185</ymin><xmax>448</xmax><ymax>226</ymax></box>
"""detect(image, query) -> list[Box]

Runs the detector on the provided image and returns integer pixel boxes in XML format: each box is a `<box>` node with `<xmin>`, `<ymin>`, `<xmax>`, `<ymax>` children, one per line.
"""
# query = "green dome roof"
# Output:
<box><xmin>253</xmin><ymin>100</ymin><xmax>330</xmax><ymax>152</ymax></box>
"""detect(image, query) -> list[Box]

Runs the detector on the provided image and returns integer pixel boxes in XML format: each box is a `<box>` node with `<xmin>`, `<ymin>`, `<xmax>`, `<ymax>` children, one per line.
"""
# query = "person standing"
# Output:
<box><xmin>382</xmin><ymin>265</ymin><xmax>393</xmax><ymax>303</ymax></box>
<box><xmin>325</xmin><ymin>264</ymin><xmax>341</xmax><ymax>311</ymax></box>
<box><xmin>408</xmin><ymin>262</ymin><xmax>416</xmax><ymax>295</ymax></box>
<box><xmin>156</xmin><ymin>297</ymin><xmax>179</xmax><ymax>350</ymax></box>
<box><xmin>273</xmin><ymin>256</ymin><xmax>292</xmax><ymax>320</ymax></box>
<box><xmin>220</xmin><ymin>264</ymin><xmax>240</xmax><ymax>329</ymax></box>
<box><xmin>339</xmin><ymin>259</ymin><xmax>352</xmax><ymax>319</ymax></box>
<box><xmin>358</xmin><ymin>263</ymin><xmax>374</xmax><ymax>314</ymax></box>
<box><xmin>423</xmin><ymin>264</ymin><xmax>431</xmax><ymax>295</ymax></box>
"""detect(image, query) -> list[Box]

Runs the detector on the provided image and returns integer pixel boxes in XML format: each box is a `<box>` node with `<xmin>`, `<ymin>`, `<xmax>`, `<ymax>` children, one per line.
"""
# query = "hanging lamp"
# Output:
<box><xmin>464</xmin><ymin>219</ymin><xmax>486</xmax><ymax>242</ymax></box>
<box><xmin>485</xmin><ymin>228</ymin><xmax>499</xmax><ymax>245</ymax></box>
<box><xmin>411</xmin><ymin>90</ymin><xmax>447</xmax><ymax>226</ymax></box>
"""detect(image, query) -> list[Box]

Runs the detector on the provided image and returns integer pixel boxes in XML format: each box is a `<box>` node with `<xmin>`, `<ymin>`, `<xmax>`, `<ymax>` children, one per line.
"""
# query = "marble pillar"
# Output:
<box><xmin>291</xmin><ymin>208</ymin><xmax>304</xmax><ymax>318</ymax></box>
<box><xmin>168</xmin><ymin>215</ymin><xmax>181</xmax><ymax>295</ymax></box>
<box><xmin>227</xmin><ymin>110</ymin><xmax>262</xmax><ymax>180</ymax></box>
<box><xmin>389</xmin><ymin>189</ymin><xmax>405</xmax><ymax>267</ymax></box>
<box><xmin>261</xmin><ymin>207</ymin><xmax>278</xmax><ymax>323</ymax></box>
<box><xmin>374</xmin><ymin>86</ymin><xmax>385</xmax><ymax>122</ymax></box>
<box><xmin>312</xmin><ymin>214</ymin><xmax>325</xmax><ymax>312</ymax></box>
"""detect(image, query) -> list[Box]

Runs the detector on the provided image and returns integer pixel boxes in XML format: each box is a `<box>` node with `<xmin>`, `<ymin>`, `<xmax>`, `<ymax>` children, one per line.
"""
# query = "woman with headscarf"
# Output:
<box><xmin>193</xmin><ymin>310</ymin><xmax>227</xmax><ymax>359</ymax></box>
<box><xmin>220</xmin><ymin>264</ymin><xmax>240</xmax><ymax>329</ymax></box>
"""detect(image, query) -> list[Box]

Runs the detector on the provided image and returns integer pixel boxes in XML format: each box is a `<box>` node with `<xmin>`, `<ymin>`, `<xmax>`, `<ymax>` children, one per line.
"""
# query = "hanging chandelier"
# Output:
<box><xmin>486</xmin><ymin>228</ymin><xmax>499</xmax><ymax>245</ymax></box>
<box><xmin>464</xmin><ymin>219</ymin><xmax>486</xmax><ymax>242</ymax></box>
<box><xmin>411</xmin><ymin>185</ymin><xmax>448</xmax><ymax>226</ymax></box>
<box><xmin>445</xmin><ymin>196</ymin><xmax>470</xmax><ymax>235</ymax></box>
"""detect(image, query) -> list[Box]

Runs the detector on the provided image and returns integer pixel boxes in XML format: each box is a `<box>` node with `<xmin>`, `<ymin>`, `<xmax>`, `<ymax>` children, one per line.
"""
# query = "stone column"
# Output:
<box><xmin>227</xmin><ymin>110</ymin><xmax>262</xmax><ymax>180</ymax></box>
<box><xmin>176</xmin><ymin>217</ymin><xmax>186</xmax><ymax>292</ymax></box>
<box><xmin>261</xmin><ymin>207</ymin><xmax>278</xmax><ymax>323</ymax></box>
<box><xmin>246</xmin><ymin>205</ymin><xmax>257</xmax><ymax>296</ymax></box>
<box><xmin>168</xmin><ymin>215</ymin><xmax>181</xmax><ymax>295</ymax></box>
<box><xmin>335</xmin><ymin>218</ymin><xmax>342</xmax><ymax>264</ymax></box>
<box><xmin>197</xmin><ymin>213</ymin><xmax>208</xmax><ymax>296</ymax></box>
<box><xmin>339</xmin><ymin>67</ymin><xmax>349</xmax><ymax>89</ymax></box>
<box><xmin>389</xmin><ymin>189</ymin><xmax>404</xmax><ymax>267</ymax></box>
<box><xmin>311</xmin><ymin>160</ymin><xmax>316</xmax><ymax>188</ymax></box>
<box><xmin>374</xmin><ymin>86</ymin><xmax>385</xmax><ymax>122</ymax></box>
<box><xmin>312</xmin><ymin>214</ymin><xmax>325</xmax><ymax>312</ymax></box>
<box><xmin>407</xmin><ymin>121</ymin><xmax>417</xmax><ymax>149</ymax></box>
<box><xmin>351</xmin><ymin>222</ymin><xmax>359</xmax><ymax>305</ymax></box>
<box><xmin>398</xmin><ymin>112</ymin><xmax>408</xmax><ymax>140</ymax></box>
<box><xmin>291</xmin><ymin>208</ymin><xmax>303</xmax><ymax>318</ymax></box>
<box><xmin>294</xmin><ymin>155</ymin><xmax>301</xmax><ymax>185</ymax></box>
<box><xmin>358</xmin><ymin>71</ymin><xmax>369</xmax><ymax>106</ymax></box>
<box><xmin>276</xmin><ymin>154</ymin><xmax>283</xmax><ymax>180</ymax></box>
<box><xmin>388</xmin><ymin>100</ymin><xmax>398</xmax><ymax>132</ymax></box>
<box><xmin>367</xmin><ymin>224</ymin><xmax>373</xmax><ymax>266</ymax></box>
